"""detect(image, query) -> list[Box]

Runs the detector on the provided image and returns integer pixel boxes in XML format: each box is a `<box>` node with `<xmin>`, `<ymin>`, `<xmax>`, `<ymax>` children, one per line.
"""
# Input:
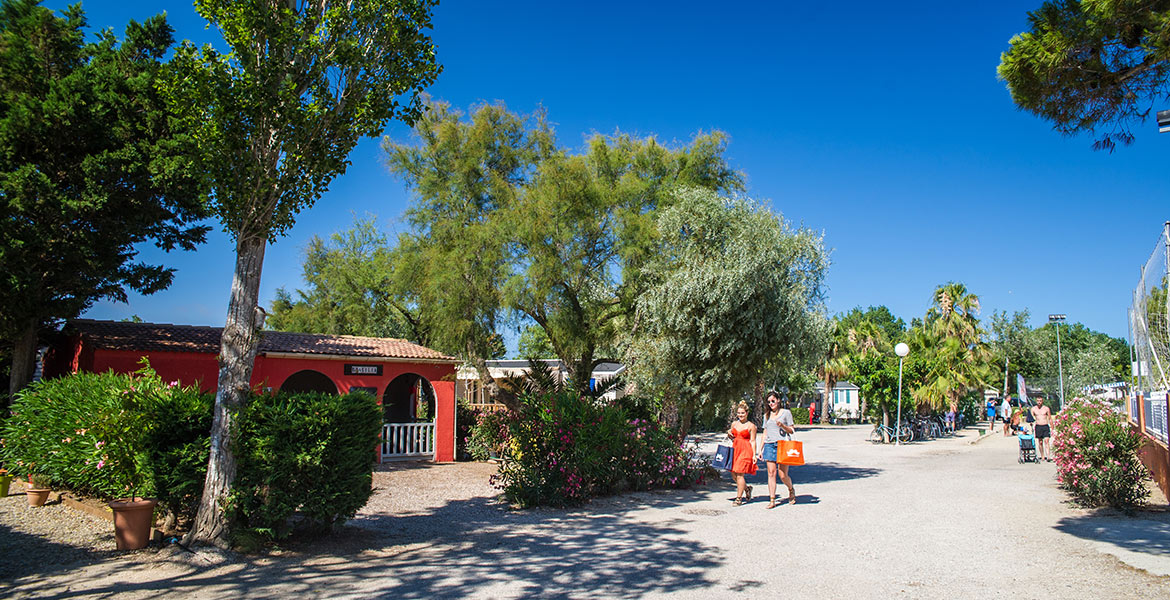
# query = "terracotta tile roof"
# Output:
<box><xmin>67</xmin><ymin>320</ymin><xmax>458</xmax><ymax>362</ymax></box>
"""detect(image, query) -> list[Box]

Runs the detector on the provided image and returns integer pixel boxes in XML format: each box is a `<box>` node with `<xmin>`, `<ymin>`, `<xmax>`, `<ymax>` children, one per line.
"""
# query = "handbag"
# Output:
<box><xmin>778</xmin><ymin>440</ymin><xmax>805</xmax><ymax>466</ymax></box>
<box><xmin>712</xmin><ymin>444</ymin><xmax>734</xmax><ymax>470</ymax></box>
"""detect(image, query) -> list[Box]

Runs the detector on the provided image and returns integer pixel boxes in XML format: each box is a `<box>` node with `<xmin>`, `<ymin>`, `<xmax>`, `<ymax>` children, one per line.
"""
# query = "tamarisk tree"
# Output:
<box><xmin>167</xmin><ymin>0</ymin><xmax>440</xmax><ymax>547</ymax></box>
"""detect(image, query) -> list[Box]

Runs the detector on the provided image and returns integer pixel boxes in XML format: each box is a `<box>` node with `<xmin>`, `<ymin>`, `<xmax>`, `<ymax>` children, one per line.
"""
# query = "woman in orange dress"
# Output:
<box><xmin>726</xmin><ymin>401</ymin><xmax>758</xmax><ymax>506</ymax></box>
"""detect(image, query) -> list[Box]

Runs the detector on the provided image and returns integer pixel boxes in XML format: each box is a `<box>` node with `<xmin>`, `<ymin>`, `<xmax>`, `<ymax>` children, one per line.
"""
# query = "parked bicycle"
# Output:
<box><xmin>909</xmin><ymin>415</ymin><xmax>943</xmax><ymax>440</ymax></box>
<box><xmin>868</xmin><ymin>422</ymin><xmax>913</xmax><ymax>444</ymax></box>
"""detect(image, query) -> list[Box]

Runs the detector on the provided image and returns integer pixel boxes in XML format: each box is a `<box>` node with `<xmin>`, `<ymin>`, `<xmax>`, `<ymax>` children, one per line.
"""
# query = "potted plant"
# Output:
<box><xmin>94</xmin><ymin>378</ymin><xmax>159</xmax><ymax>550</ymax></box>
<box><xmin>0</xmin><ymin>467</ymin><xmax>13</xmax><ymax>498</ymax></box>
<box><xmin>27</xmin><ymin>473</ymin><xmax>52</xmax><ymax>506</ymax></box>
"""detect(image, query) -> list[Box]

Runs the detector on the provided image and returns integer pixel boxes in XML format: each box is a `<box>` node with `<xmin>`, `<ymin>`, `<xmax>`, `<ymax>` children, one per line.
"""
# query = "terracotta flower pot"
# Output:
<box><xmin>109</xmin><ymin>498</ymin><xmax>158</xmax><ymax>550</ymax></box>
<box><xmin>27</xmin><ymin>487</ymin><xmax>51</xmax><ymax>507</ymax></box>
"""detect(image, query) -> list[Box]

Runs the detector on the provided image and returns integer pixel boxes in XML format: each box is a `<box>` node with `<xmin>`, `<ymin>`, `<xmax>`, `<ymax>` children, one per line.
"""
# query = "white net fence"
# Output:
<box><xmin>1131</xmin><ymin>225</ymin><xmax>1170</xmax><ymax>443</ymax></box>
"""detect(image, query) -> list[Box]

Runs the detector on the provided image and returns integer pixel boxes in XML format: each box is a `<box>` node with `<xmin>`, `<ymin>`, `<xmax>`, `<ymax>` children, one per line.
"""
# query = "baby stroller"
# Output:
<box><xmin>1018</xmin><ymin>433</ymin><xmax>1038</xmax><ymax>464</ymax></box>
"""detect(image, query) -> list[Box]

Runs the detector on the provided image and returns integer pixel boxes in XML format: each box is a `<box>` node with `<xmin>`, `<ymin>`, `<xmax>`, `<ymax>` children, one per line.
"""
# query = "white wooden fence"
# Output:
<box><xmin>382</xmin><ymin>422</ymin><xmax>435</xmax><ymax>459</ymax></box>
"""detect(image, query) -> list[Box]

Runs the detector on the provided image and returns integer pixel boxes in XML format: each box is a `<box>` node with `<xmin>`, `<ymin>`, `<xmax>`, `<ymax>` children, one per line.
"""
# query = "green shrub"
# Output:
<box><xmin>138</xmin><ymin>383</ymin><xmax>212</xmax><ymax>523</ymax></box>
<box><xmin>483</xmin><ymin>389</ymin><xmax>701</xmax><ymax>507</ymax></box>
<box><xmin>0</xmin><ymin>366</ymin><xmax>212</xmax><ymax>519</ymax></box>
<box><xmin>456</xmin><ymin>401</ymin><xmax>479</xmax><ymax>460</ymax></box>
<box><xmin>790</xmin><ymin>407</ymin><xmax>810</xmax><ymax>424</ymax></box>
<box><xmin>1053</xmin><ymin>397</ymin><xmax>1150</xmax><ymax>510</ymax></box>
<box><xmin>1</xmin><ymin>364</ymin><xmax>210</xmax><ymax>500</ymax></box>
<box><xmin>229</xmin><ymin>391</ymin><xmax>382</xmax><ymax>543</ymax></box>
<box><xmin>2</xmin><ymin>370</ymin><xmax>131</xmax><ymax>495</ymax></box>
<box><xmin>466</xmin><ymin>409</ymin><xmax>510</xmax><ymax>461</ymax></box>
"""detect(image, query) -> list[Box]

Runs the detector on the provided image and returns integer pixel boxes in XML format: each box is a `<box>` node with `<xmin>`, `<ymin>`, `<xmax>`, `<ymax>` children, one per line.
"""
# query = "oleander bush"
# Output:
<box><xmin>479</xmin><ymin>388</ymin><xmax>702</xmax><ymax>507</ymax></box>
<box><xmin>466</xmin><ymin>408</ymin><xmax>510</xmax><ymax>461</ymax></box>
<box><xmin>0</xmin><ymin>365</ymin><xmax>210</xmax><ymax>518</ymax></box>
<box><xmin>2</xmin><ymin>368</ymin><xmax>385</xmax><ymax>544</ymax></box>
<box><xmin>790</xmin><ymin>407</ymin><xmax>810</xmax><ymax>424</ymax></box>
<box><xmin>228</xmin><ymin>390</ymin><xmax>382</xmax><ymax>543</ymax></box>
<box><xmin>1052</xmin><ymin>397</ymin><xmax>1150</xmax><ymax>510</ymax></box>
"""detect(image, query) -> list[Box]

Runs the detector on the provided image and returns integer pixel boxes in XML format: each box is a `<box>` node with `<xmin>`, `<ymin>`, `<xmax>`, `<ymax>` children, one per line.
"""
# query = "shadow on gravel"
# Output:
<box><xmin>1054</xmin><ymin>510</ymin><xmax>1170</xmax><ymax>558</ymax></box>
<box><xmin>40</xmin><ymin>490</ymin><xmax>729</xmax><ymax>599</ymax></box>
<box><xmin>742</xmin><ymin>461</ymin><xmax>881</xmax><ymax>486</ymax></box>
<box><xmin>374</xmin><ymin>460</ymin><xmax>449</xmax><ymax>472</ymax></box>
<box><xmin>0</xmin><ymin>523</ymin><xmax>111</xmax><ymax>582</ymax></box>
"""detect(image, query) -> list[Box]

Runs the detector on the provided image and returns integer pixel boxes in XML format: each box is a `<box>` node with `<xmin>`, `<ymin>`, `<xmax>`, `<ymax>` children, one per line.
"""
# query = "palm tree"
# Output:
<box><xmin>846</xmin><ymin>318</ymin><xmax>888</xmax><ymax>420</ymax></box>
<box><xmin>914</xmin><ymin>282</ymin><xmax>993</xmax><ymax>414</ymax></box>
<box><xmin>818</xmin><ymin>319</ymin><xmax>850</xmax><ymax>424</ymax></box>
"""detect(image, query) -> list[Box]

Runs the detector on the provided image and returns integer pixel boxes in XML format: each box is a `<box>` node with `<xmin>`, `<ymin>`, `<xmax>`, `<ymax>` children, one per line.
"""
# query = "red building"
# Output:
<box><xmin>44</xmin><ymin>319</ymin><xmax>460</xmax><ymax>462</ymax></box>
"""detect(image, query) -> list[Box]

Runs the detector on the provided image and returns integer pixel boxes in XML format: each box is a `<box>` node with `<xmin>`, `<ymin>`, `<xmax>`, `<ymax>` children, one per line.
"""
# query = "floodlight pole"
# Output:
<box><xmin>1049</xmin><ymin>314</ymin><xmax>1066</xmax><ymax>409</ymax></box>
<box><xmin>895</xmin><ymin>343</ymin><xmax>910</xmax><ymax>445</ymax></box>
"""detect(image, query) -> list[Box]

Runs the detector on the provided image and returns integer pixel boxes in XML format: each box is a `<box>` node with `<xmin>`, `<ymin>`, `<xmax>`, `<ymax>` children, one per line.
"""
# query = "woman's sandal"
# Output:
<box><xmin>787</xmin><ymin>490</ymin><xmax>797</xmax><ymax>504</ymax></box>
<box><xmin>744</xmin><ymin>485</ymin><xmax>752</xmax><ymax>501</ymax></box>
<box><xmin>767</xmin><ymin>497</ymin><xmax>777</xmax><ymax>509</ymax></box>
<box><xmin>734</xmin><ymin>498</ymin><xmax>744</xmax><ymax>506</ymax></box>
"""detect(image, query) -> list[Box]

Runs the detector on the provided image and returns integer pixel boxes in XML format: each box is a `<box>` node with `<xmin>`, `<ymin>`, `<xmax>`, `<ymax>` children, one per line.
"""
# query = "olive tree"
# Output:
<box><xmin>626</xmin><ymin>188</ymin><xmax>828</xmax><ymax>434</ymax></box>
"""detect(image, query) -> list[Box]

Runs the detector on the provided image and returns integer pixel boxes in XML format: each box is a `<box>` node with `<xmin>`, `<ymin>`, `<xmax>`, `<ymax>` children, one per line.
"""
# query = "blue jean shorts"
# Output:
<box><xmin>762</xmin><ymin>441</ymin><xmax>778</xmax><ymax>462</ymax></box>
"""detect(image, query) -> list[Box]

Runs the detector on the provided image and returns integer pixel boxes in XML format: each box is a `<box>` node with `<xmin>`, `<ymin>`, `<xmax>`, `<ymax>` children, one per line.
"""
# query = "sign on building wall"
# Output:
<box><xmin>345</xmin><ymin>363</ymin><xmax>383</xmax><ymax>376</ymax></box>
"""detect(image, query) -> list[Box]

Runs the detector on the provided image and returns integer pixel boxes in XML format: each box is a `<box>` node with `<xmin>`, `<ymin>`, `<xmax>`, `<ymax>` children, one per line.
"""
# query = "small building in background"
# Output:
<box><xmin>458</xmin><ymin>359</ymin><xmax>628</xmax><ymax>411</ymax></box>
<box><xmin>813</xmin><ymin>380</ymin><xmax>863</xmax><ymax>421</ymax></box>
<box><xmin>43</xmin><ymin>319</ymin><xmax>460</xmax><ymax>462</ymax></box>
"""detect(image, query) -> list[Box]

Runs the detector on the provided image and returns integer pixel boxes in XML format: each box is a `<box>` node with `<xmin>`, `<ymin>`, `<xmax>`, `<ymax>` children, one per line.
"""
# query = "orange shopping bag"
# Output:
<box><xmin>778</xmin><ymin>440</ymin><xmax>804</xmax><ymax>465</ymax></box>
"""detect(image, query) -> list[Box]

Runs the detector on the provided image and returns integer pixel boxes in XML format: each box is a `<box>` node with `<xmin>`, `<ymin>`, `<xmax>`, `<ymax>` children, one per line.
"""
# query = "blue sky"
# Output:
<box><xmin>60</xmin><ymin>1</ymin><xmax>1167</xmax><ymax>344</ymax></box>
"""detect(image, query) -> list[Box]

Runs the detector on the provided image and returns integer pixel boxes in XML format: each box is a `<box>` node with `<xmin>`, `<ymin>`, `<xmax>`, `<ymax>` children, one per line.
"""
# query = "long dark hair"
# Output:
<box><xmin>765</xmin><ymin>391</ymin><xmax>787</xmax><ymax>419</ymax></box>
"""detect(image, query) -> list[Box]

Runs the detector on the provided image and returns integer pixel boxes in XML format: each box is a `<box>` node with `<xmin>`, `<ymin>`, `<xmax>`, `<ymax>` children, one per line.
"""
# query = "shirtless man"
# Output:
<box><xmin>1030</xmin><ymin>398</ymin><xmax>1053</xmax><ymax>462</ymax></box>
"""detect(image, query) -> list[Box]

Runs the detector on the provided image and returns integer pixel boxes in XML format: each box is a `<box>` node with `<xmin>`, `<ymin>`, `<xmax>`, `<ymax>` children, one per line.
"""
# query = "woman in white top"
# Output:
<box><xmin>756</xmin><ymin>391</ymin><xmax>797</xmax><ymax>509</ymax></box>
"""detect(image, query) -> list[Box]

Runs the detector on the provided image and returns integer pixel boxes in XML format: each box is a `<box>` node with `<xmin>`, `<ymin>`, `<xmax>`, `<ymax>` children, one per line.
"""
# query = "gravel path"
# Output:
<box><xmin>1</xmin><ymin>426</ymin><xmax>1168</xmax><ymax>599</ymax></box>
<box><xmin>0</xmin><ymin>493</ymin><xmax>118</xmax><ymax>581</ymax></box>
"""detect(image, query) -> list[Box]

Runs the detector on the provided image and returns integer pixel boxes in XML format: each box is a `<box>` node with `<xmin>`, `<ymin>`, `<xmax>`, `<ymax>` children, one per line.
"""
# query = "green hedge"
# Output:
<box><xmin>791</xmin><ymin>407</ymin><xmax>810</xmax><ymax>424</ymax></box>
<box><xmin>229</xmin><ymin>390</ymin><xmax>382</xmax><ymax>542</ymax></box>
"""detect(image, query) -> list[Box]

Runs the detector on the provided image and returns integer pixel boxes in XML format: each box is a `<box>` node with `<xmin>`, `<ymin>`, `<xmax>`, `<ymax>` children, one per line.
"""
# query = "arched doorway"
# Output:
<box><xmin>279</xmin><ymin>369</ymin><xmax>338</xmax><ymax>395</ymax></box>
<box><xmin>383</xmin><ymin>373</ymin><xmax>436</xmax><ymax>423</ymax></box>
<box><xmin>381</xmin><ymin>373</ymin><xmax>436</xmax><ymax>459</ymax></box>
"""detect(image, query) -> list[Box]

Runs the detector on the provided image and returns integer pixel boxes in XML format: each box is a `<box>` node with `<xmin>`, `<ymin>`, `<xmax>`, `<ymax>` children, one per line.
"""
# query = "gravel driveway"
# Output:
<box><xmin>2</xmin><ymin>426</ymin><xmax>1168</xmax><ymax>599</ymax></box>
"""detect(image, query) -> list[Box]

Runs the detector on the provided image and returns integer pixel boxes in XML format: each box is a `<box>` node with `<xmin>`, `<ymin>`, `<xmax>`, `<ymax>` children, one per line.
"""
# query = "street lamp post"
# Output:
<box><xmin>895</xmin><ymin>342</ymin><xmax>910</xmax><ymax>445</ymax></box>
<box><xmin>1049</xmin><ymin>314</ymin><xmax>1066</xmax><ymax>409</ymax></box>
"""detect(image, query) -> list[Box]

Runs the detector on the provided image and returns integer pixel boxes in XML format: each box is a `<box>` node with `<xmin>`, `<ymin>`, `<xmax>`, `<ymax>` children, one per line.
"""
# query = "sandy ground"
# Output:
<box><xmin>2</xmin><ymin>425</ymin><xmax>1169</xmax><ymax>599</ymax></box>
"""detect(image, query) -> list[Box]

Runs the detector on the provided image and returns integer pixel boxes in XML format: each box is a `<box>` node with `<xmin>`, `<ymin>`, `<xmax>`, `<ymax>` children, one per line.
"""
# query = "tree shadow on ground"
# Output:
<box><xmin>741</xmin><ymin>461</ymin><xmax>881</xmax><ymax>486</ymax></box>
<box><xmin>1054</xmin><ymin>509</ymin><xmax>1170</xmax><ymax>558</ymax></box>
<box><xmin>28</xmin><ymin>488</ymin><xmax>734</xmax><ymax>599</ymax></box>
<box><xmin>0</xmin><ymin>523</ymin><xmax>118</xmax><ymax>583</ymax></box>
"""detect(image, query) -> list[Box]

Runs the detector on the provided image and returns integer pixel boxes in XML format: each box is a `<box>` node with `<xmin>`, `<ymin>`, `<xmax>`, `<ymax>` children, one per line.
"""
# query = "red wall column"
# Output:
<box><xmin>433</xmin><ymin>380</ymin><xmax>455</xmax><ymax>462</ymax></box>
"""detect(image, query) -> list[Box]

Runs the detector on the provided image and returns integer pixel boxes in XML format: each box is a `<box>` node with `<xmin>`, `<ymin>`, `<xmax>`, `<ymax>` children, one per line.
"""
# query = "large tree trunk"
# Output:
<box><xmin>567</xmin><ymin>348</ymin><xmax>595</xmax><ymax>394</ymax></box>
<box><xmin>677</xmin><ymin>403</ymin><xmax>694</xmax><ymax>441</ymax></box>
<box><xmin>186</xmin><ymin>235</ymin><xmax>268</xmax><ymax>549</ymax></box>
<box><xmin>882</xmin><ymin>407</ymin><xmax>890</xmax><ymax>443</ymax></box>
<box><xmin>751</xmin><ymin>378</ymin><xmax>766</xmax><ymax>424</ymax></box>
<box><xmin>7</xmin><ymin>318</ymin><xmax>39</xmax><ymax>402</ymax></box>
<box><xmin>820</xmin><ymin>374</ymin><xmax>834</xmax><ymax>424</ymax></box>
